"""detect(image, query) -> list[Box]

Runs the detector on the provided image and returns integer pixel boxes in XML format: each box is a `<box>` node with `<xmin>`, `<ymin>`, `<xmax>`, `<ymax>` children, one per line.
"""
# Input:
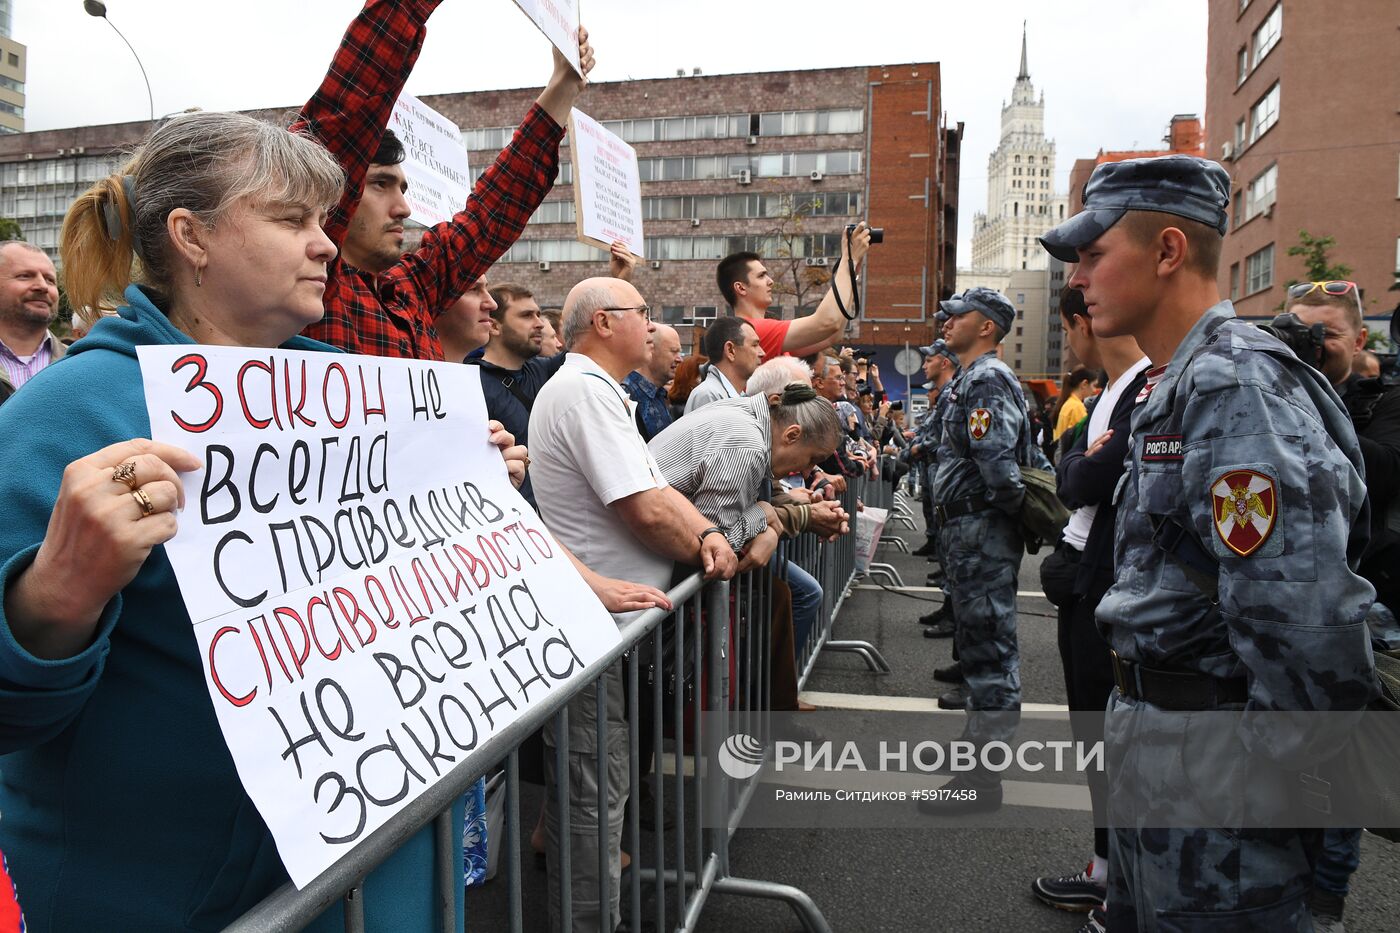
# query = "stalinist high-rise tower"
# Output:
<box><xmin>968</xmin><ymin>27</ymin><xmax>1066</xmax><ymax>274</ymax></box>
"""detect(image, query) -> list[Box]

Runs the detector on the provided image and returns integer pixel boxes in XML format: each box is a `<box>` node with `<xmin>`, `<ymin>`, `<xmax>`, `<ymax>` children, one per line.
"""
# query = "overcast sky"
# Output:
<box><xmin>15</xmin><ymin>1</ymin><xmax>1208</xmax><ymax>258</ymax></box>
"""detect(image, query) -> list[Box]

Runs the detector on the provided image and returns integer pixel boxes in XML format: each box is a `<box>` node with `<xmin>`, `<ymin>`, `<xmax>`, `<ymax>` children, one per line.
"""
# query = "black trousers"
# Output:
<box><xmin>1044</xmin><ymin>542</ymin><xmax>1116</xmax><ymax>859</ymax></box>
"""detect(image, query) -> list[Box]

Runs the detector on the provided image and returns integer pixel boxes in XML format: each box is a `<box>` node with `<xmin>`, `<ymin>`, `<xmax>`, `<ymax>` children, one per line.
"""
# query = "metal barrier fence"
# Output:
<box><xmin>226</xmin><ymin>563</ymin><xmax>834</xmax><ymax>932</ymax></box>
<box><xmin>224</xmin><ymin>460</ymin><xmax>928</xmax><ymax>932</ymax></box>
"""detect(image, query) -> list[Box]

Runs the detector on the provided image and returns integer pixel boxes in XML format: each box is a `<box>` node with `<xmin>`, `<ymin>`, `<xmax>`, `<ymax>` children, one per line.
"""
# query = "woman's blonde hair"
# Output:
<box><xmin>60</xmin><ymin>110</ymin><xmax>344</xmax><ymax>322</ymax></box>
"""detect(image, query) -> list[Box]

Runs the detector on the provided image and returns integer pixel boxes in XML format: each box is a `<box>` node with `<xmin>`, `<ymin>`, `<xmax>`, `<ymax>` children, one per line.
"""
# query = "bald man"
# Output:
<box><xmin>528</xmin><ymin>277</ymin><xmax>735</xmax><ymax>931</ymax></box>
<box><xmin>624</xmin><ymin>321</ymin><xmax>683</xmax><ymax>440</ymax></box>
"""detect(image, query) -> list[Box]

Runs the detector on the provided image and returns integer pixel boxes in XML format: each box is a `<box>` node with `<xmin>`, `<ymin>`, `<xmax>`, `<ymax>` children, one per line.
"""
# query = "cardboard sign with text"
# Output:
<box><xmin>510</xmin><ymin>0</ymin><xmax>581</xmax><ymax>76</ymax></box>
<box><xmin>138</xmin><ymin>345</ymin><xmax>621</xmax><ymax>887</ymax></box>
<box><xmin>568</xmin><ymin>108</ymin><xmax>645</xmax><ymax>259</ymax></box>
<box><xmin>389</xmin><ymin>93</ymin><xmax>473</xmax><ymax>227</ymax></box>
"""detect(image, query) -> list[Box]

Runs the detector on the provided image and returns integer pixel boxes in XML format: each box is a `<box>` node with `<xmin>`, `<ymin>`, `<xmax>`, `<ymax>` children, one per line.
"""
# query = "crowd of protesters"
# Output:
<box><xmin>0</xmin><ymin>2</ymin><xmax>1397</xmax><ymax>933</ymax></box>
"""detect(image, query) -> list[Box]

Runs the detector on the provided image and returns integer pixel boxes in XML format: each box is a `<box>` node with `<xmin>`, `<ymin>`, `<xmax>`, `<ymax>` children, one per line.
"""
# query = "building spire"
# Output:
<box><xmin>1018</xmin><ymin>21</ymin><xmax>1029</xmax><ymax>80</ymax></box>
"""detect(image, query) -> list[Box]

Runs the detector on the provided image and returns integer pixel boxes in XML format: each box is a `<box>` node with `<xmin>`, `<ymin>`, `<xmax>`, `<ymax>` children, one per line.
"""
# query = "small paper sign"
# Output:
<box><xmin>568</xmin><ymin>108</ymin><xmax>644</xmax><ymax>260</ymax></box>
<box><xmin>510</xmin><ymin>0</ymin><xmax>582</xmax><ymax>76</ymax></box>
<box><xmin>389</xmin><ymin>93</ymin><xmax>473</xmax><ymax>227</ymax></box>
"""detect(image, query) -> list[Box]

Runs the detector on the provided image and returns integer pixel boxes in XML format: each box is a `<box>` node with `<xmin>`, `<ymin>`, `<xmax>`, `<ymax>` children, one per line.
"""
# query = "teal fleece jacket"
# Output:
<box><xmin>0</xmin><ymin>287</ymin><xmax>464</xmax><ymax>932</ymax></box>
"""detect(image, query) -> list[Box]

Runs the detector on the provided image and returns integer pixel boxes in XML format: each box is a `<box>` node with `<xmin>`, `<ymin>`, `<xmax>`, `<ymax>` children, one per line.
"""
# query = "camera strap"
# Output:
<box><xmin>831</xmin><ymin>225</ymin><xmax>861</xmax><ymax>321</ymax></box>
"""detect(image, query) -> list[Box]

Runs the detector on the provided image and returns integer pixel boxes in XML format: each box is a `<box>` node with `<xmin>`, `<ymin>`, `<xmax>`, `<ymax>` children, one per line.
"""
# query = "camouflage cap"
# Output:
<box><xmin>1038</xmin><ymin>155</ymin><xmax>1232</xmax><ymax>262</ymax></box>
<box><xmin>941</xmin><ymin>287</ymin><xmax>1016</xmax><ymax>334</ymax></box>
<box><xmin>919</xmin><ymin>338</ymin><xmax>960</xmax><ymax>368</ymax></box>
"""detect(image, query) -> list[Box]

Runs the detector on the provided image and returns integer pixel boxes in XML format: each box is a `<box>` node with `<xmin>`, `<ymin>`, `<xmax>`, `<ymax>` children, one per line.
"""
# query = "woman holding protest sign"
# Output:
<box><xmin>0</xmin><ymin>110</ymin><xmax>530</xmax><ymax>931</ymax></box>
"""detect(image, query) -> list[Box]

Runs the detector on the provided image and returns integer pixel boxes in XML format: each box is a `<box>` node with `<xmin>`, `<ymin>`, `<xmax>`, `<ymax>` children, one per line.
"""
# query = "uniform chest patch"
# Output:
<box><xmin>969</xmin><ymin>408</ymin><xmax>991</xmax><ymax>440</ymax></box>
<box><xmin>1142</xmin><ymin>434</ymin><xmax>1183</xmax><ymax>462</ymax></box>
<box><xmin>1211</xmin><ymin>469</ymin><xmax>1277</xmax><ymax>557</ymax></box>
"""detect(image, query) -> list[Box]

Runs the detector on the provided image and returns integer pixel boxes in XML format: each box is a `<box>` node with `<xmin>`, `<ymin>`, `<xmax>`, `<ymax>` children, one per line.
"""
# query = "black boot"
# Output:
<box><xmin>933</xmin><ymin>661</ymin><xmax>963</xmax><ymax>684</ymax></box>
<box><xmin>912</xmin><ymin>539</ymin><xmax>938</xmax><ymax>557</ymax></box>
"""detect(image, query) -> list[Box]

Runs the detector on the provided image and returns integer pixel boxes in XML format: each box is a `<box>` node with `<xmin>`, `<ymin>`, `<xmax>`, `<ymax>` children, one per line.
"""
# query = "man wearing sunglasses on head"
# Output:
<box><xmin>1282</xmin><ymin>279</ymin><xmax>1400</xmax><ymax>933</ymax></box>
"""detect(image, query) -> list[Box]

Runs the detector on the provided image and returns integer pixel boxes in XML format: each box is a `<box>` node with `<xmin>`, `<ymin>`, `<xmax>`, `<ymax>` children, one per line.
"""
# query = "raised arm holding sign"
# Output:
<box><xmin>292</xmin><ymin>0</ymin><xmax>594</xmax><ymax>361</ymax></box>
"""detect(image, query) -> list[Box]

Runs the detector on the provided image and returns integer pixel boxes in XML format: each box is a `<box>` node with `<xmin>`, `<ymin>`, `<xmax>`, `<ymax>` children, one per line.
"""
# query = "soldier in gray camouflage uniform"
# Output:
<box><xmin>1040</xmin><ymin>154</ymin><xmax>1378</xmax><ymax>930</ymax></box>
<box><xmin>912</xmin><ymin>338</ymin><xmax>962</xmax><ymax>637</ymax></box>
<box><xmin>918</xmin><ymin>288</ymin><xmax>1051</xmax><ymax>813</ymax></box>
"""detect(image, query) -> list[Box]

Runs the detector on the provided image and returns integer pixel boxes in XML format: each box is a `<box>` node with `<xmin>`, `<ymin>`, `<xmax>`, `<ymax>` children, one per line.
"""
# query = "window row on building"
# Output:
<box><xmin>1235</xmin><ymin>2</ymin><xmax>1282</xmax><ymax>85</ymax></box>
<box><xmin>1232</xmin><ymin>81</ymin><xmax>1280</xmax><ymax>153</ymax></box>
<box><xmin>636</xmin><ymin>149</ymin><xmax>862</xmax><ymax>182</ymax></box>
<box><xmin>527</xmin><ymin>191</ymin><xmax>862</xmax><ymax>226</ymax></box>
<box><xmin>0</xmin><ymin>155</ymin><xmax>123</xmax><ymax>190</ymax></box>
<box><xmin>499</xmin><ymin>232</ymin><xmax>847</xmax><ymax>264</ymax></box>
<box><xmin>1229</xmin><ymin>241</ymin><xmax>1275</xmax><ymax>299</ymax></box>
<box><xmin>464</xmin><ymin>107</ymin><xmax>864</xmax><ymax>152</ymax></box>
<box><xmin>537</xmin><ymin>149</ymin><xmax>863</xmax><ymax>187</ymax></box>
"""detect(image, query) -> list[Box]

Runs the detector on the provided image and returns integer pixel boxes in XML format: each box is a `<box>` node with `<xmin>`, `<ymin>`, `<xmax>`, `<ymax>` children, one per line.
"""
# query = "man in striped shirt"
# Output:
<box><xmin>0</xmin><ymin>242</ymin><xmax>63</xmax><ymax>408</ymax></box>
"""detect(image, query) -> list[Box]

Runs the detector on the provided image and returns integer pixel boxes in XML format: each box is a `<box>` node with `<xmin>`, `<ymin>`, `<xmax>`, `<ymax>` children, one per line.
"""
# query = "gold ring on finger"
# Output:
<box><xmin>131</xmin><ymin>487</ymin><xmax>156</xmax><ymax>518</ymax></box>
<box><xmin>113</xmin><ymin>461</ymin><xmax>139</xmax><ymax>490</ymax></box>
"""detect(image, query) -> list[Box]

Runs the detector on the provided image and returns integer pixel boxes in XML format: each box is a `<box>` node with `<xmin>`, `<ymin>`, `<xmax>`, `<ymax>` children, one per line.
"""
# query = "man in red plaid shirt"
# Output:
<box><xmin>291</xmin><ymin>0</ymin><xmax>593</xmax><ymax>360</ymax></box>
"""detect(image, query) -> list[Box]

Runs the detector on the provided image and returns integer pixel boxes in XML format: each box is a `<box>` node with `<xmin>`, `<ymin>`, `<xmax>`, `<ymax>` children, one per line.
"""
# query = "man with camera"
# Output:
<box><xmin>1040</xmin><ymin>155</ymin><xmax>1377</xmax><ymax>929</ymax></box>
<box><xmin>1280</xmin><ymin>280</ymin><xmax>1400</xmax><ymax>930</ymax></box>
<box><xmin>716</xmin><ymin>223</ymin><xmax>873</xmax><ymax>359</ymax></box>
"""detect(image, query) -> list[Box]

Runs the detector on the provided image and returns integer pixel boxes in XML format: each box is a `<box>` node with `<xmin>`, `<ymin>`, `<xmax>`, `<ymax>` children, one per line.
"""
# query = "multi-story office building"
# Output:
<box><xmin>1206</xmin><ymin>0</ymin><xmax>1399</xmax><ymax>323</ymax></box>
<box><xmin>429</xmin><ymin>63</ymin><xmax>961</xmax><ymax>357</ymax></box>
<box><xmin>967</xmin><ymin>30</ymin><xmax>1068</xmax><ymax>276</ymax></box>
<box><xmin>0</xmin><ymin>65</ymin><xmax>961</xmax><ymax>369</ymax></box>
<box><xmin>958</xmin><ymin>29</ymin><xmax>1067</xmax><ymax>379</ymax></box>
<box><xmin>0</xmin><ymin>0</ymin><xmax>27</xmax><ymax>135</ymax></box>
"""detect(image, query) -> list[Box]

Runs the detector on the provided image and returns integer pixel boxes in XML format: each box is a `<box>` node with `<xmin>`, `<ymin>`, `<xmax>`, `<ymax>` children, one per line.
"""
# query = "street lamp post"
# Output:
<box><xmin>82</xmin><ymin>1</ymin><xmax>154</xmax><ymax>125</ymax></box>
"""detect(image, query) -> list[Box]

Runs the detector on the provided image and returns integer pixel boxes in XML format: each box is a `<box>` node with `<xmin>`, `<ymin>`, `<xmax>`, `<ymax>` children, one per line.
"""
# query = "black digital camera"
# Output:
<box><xmin>846</xmin><ymin>223</ymin><xmax>884</xmax><ymax>245</ymax></box>
<box><xmin>1257</xmin><ymin>312</ymin><xmax>1326</xmax><ymax>371</ymax></box>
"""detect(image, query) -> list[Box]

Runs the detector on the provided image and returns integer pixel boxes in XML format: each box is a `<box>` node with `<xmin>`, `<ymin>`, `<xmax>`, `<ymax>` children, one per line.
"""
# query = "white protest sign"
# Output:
<box><xmin>138</xmin><ymin>345</ymin><xmax>622</xmax><ymax>888</ymax></box>
<box><xmin>568</xmin><ymin>108</ymin><xmax>644</xmax><ymax>259</ymax></box>
<box><xmin>389</xmin><ymin>93</ymin><xmax>473</xmax><ymax>227</ymax></box>
<box><xmin>510</xmin><ymin>0</ymin><xmax>582</xmax><ymax>76</ymax></box>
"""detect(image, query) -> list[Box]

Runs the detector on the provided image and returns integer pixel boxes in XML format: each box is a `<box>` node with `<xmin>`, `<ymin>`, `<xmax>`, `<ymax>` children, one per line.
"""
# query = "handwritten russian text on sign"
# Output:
<box><xmin>390</xmin><ymin>93</ymin><xmax>473</xmax><ymax>227</ymax></box>
<box><xmin>510</xmin><ymin>0</ymin><xmax>581</xmax><ymax>76</ymax></box>
<box><xmin>568</xmin><ymin>108</ymin><xmax>645</xmax><ymax>259</ymax></box>
<box><xmin>138</xmin><ymin>346</ymin><xmax>621</xmax><ymax>888</ymax></box>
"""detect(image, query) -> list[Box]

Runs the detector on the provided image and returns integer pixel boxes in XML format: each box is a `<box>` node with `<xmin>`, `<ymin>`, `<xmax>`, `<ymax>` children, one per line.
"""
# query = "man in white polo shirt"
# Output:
<box><xmin>530</xmin><ymin>275</ymin><xmax>737</xmax><ymax>932</ymax></box>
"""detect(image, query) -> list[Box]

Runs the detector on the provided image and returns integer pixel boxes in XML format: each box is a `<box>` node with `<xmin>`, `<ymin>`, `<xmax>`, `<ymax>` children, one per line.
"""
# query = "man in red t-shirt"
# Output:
<box><xmin>716</xmin><ymin>222</ymin><xmax>872</xmax><ymax>359</ymax></box>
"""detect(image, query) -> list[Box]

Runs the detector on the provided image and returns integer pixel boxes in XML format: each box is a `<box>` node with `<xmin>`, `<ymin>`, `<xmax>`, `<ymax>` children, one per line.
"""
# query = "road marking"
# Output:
<box><xmin>853</xmin><ymin>584</ymin><xmax>1050</xmax><ymax>599</ymax></box>
<box><xmin>800</xmin><ymin>690</ymin><xmax>1069</xmax><ymax>715</ymax></box>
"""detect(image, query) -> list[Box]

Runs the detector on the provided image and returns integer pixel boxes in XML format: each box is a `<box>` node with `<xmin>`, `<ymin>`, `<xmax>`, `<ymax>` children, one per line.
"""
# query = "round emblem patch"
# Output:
<box><xmin>1211</xmin><ymin>469</ymin><xmax>1277</xmax><ymax>557</ymax></box>
<box><xmin>969</xmin><ymin>408</ymin><xmax>991</xmax><ymax>440</ymax></box>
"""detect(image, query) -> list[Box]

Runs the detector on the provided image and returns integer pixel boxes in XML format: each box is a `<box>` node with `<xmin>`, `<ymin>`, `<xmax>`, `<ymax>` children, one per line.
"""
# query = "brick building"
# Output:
<box><xmin>431</xmin><ymin>64</ymin><xmax>961</xmax><ymax>355</ymax></box>
<box><xmin>1205</xmin><ymin>0</ymin><xmax>1399</xmax><ymax>324</ymax></box>
<box><xmin>1067</xmin><ymin>114</ymin><xmax>1206</xmax><ymax>214</ymax></box>
<box><xmin>0</xmin><ymin>64</ymin><xmax>962</xmax><ymax>365</ymax></box>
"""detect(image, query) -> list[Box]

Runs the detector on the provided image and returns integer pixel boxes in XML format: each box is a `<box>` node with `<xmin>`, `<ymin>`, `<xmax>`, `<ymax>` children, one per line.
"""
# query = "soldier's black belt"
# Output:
<box><xmin>1110</xmin><ymin>650</ymin><xmax>1249</xmax><ymax>710</ymax></box>
<box><xmin>935</xmin><ymin>496</ymin><xmax>993</xmax><ymax>524</ymax></box>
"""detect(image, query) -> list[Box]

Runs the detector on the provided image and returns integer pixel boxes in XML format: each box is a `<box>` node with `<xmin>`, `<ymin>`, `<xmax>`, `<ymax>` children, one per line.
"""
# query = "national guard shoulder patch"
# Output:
<box><xmin>969</xmin><ymin>408</ymin><xmax>991</xmax><ymax>440</ymax></box>
<box><xmin>1211</xmin><ymin>468</ymin><xmax>1278</xmax><ymax>557</ymax></box>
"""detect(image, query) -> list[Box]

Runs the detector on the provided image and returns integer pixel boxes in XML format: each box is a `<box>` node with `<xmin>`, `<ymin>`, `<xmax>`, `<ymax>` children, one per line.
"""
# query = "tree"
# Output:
<box><xmin>764</xmin><ymin>196</ymin><xmax>832</xmax><ymax>319</ymax></box>
<box><xmin>0</xmin><ymin>217</ymin><xmax>21</xmax><ymax>241</ymax></box>
<box><xmin>1285</xmin><ymin>229</ymin><xmax>1353</xmax><ymax>285</ymax></box>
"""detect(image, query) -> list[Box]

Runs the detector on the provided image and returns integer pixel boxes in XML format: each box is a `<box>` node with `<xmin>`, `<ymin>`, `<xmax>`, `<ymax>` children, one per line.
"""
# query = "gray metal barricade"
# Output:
<box><xmin>223</xmin><ymin>568</ymin><xmax>830</xmax><ymax>933</ymax></box>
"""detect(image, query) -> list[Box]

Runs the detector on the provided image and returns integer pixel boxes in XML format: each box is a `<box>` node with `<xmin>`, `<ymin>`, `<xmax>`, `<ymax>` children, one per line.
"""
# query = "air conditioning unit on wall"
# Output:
<box><xmin>538</xmin><ymin>261</ymin><xmax>551</xmax><ymax>272</ymax></box>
